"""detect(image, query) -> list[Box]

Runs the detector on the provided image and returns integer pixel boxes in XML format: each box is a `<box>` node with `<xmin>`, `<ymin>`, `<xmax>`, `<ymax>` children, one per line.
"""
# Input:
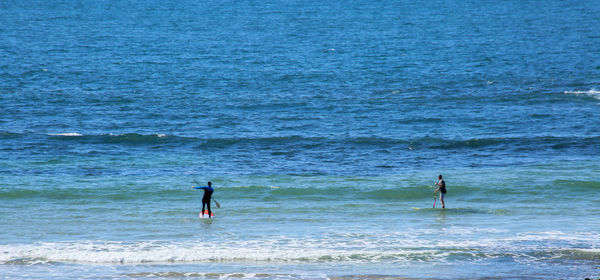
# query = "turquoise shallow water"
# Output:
<box><xmin>1</xmin><ymin>0</ymin><xmax>600</xmax><ymax>279</ymax></box>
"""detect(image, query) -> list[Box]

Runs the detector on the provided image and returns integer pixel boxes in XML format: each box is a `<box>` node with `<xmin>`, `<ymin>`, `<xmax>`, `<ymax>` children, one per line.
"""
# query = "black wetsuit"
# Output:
<box><xmin>194</xmin><ymin>186</ymin><xmax>214</xmax><ymax>216</ymax></box>
<box><xmin>439</xmin><ymin>180</ymin><xmax>446</xmax><ymax>193</ymax></box>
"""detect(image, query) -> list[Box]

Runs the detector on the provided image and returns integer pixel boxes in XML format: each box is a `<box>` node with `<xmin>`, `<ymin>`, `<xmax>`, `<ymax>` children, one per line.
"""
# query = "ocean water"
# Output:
<box><xmin>1</xmin><ymin>0</ymin><xmax>600</xmax><ymax>279</ymax></box>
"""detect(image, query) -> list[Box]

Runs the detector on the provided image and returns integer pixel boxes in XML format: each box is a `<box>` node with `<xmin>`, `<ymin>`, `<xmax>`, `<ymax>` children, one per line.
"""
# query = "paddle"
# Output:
<box><xmin>212</xmin><ymin>197</ymin><xmax>221</xmax><ymax>209</ymax></box>
<box><xmin>193</xmin><ymin>179</ymin><xmax>221</xmax><ymax>208</ymax></box>
<box><xmin>432</xmin><ymin>184</ymin><xmax>437</xmax><ymax>208</ymax></box>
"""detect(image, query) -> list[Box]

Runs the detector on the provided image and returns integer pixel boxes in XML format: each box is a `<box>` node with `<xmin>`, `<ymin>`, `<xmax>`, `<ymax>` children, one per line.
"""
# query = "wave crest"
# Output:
<box><xmin>564</xmin><ymin>89</ymin><xmax>600</xmax><ymax>100</ymax></box>
<box><xmin>1</xmin><ymin>232</ymin><xmax>597</xmax><ymax>265</ymax></box>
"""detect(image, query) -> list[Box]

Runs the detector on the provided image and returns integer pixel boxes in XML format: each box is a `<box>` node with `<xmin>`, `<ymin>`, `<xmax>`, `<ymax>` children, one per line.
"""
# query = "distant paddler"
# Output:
<box><xmin>192</xmin><ymin>181</ymin><xmax>214</xmax><ymax>218</ymax></box>
<box><xmin>433</xmin><ymin>174</ymin><xmax>447</xmax><ymax>208</ymax></box>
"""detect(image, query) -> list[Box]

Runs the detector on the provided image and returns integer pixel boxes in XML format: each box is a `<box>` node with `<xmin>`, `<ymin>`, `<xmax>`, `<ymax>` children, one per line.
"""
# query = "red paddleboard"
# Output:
<box><xmin>198</xmin><ymin>210</ymin><xmax>215</xmax><ymax>218</ymax></box>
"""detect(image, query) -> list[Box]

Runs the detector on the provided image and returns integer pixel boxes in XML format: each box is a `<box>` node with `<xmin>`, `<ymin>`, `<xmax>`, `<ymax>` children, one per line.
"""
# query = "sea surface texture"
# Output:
<box><xmin>1</xmin><ymin>0</ymin><xmax>599</xmax><ymax>279</ymax></box>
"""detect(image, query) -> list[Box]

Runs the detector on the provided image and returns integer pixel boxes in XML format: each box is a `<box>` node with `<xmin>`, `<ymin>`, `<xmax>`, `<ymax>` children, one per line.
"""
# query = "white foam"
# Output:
<box><xmin>564</xmin><ymin>89</ymin><xmax>600</xmax><ymax>100</ymax></box>
<box><xmin>48</xmin><ymin>132</ymin><xmax>83</xmax><ymax>137</ymax></box>
<box><xmin>0</xmin><ymin>231</ymin><xmax>597</xmax><ymax>265</ymax></box>
<box><xmin>0</xmin><ymin>240</ymin><xmax>355</xmax><ymax>264</ymax></box>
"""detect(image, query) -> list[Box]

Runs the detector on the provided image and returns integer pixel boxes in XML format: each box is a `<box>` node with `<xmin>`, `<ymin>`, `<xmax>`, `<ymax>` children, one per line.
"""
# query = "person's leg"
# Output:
<box><xmin>440</xmin><ymin>193</ymin><xmax>445</xmax><ymax>208</ymax></box>
<box><xmin>207</xmin><ymin>202</ymin><xmax>212</xmax><ymax>218</ymax></box>
<box><xmin>201</xmin><ymin>202</ymin><xmax>206</xmax><ymax>216</ymax></box>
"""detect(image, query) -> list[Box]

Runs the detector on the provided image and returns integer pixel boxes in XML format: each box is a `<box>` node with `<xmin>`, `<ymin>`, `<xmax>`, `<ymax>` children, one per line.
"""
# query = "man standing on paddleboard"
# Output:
<box><xmin>193</xmin><ymin>181</ymin><xmax>214</xmax><ymax>218</ymax></box>
<box><xmin>434</xmin><ymin>175</ymin><xmax>447</xmax><ymax>208</ymax></box>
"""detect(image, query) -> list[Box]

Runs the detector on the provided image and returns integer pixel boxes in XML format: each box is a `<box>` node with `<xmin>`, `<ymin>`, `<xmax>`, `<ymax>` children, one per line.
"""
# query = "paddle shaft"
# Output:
<box><xmin>432</xmin><ymin>184</ymin><xmax>437</xmax><ymax>208</ymax></box>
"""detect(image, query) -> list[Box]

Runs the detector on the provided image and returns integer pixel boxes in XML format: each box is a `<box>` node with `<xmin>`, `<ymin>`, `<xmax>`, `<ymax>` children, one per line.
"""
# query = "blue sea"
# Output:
<box><xmin>1</xmin><ymin>0</ymin><xmax>599</xmax><ymax>279</ymax></box>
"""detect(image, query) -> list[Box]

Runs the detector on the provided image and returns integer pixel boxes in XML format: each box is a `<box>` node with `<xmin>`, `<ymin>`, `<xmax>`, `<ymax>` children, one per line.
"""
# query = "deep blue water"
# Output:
<box><xmin>1</xmin><ymin>0</ymin><xmax>599</xmax><ymax>279</ymax></box>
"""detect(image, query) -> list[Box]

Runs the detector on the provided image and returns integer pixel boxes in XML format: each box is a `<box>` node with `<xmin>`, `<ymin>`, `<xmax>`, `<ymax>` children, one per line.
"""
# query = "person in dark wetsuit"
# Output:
<box><xmin>434</xmin><ymin>175</ymin><xmax>447</xmax><ymax>208</ymax></box>
<box><xmin>193</xmin><ymin>181</ymin><xmax>214</xmax><ymax>217</ymax></box>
